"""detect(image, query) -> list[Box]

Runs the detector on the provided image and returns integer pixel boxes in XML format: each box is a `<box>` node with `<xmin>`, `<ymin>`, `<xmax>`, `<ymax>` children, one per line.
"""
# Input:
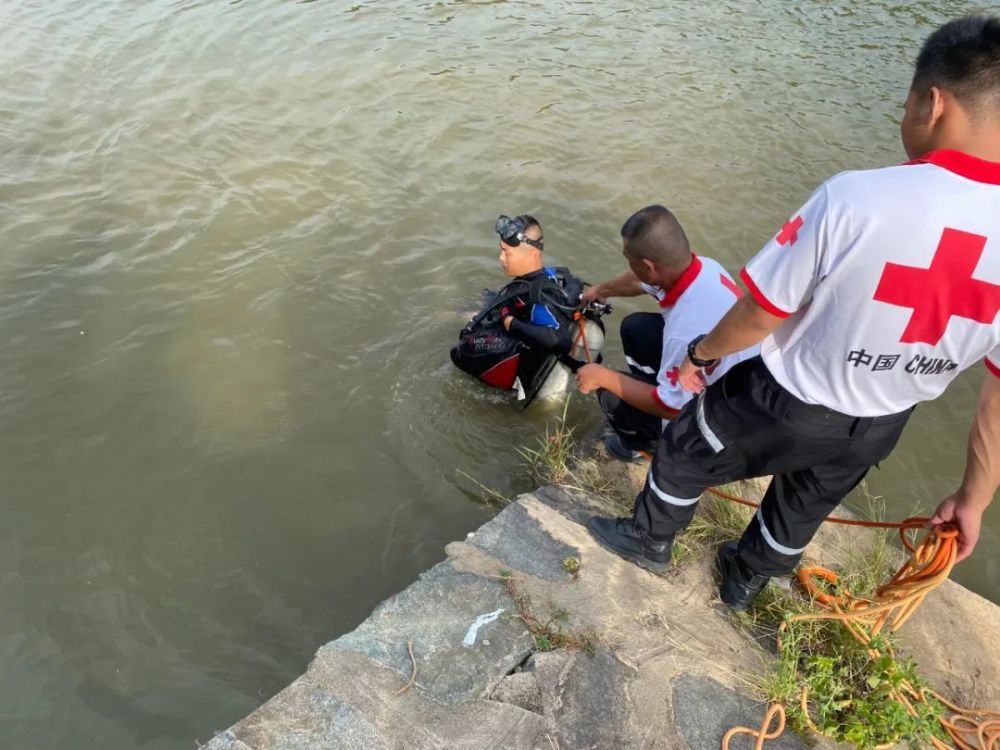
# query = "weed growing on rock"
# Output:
<box><xmin>499</xmin><ymin>568</ymin><xmax>598</xmax><ymax>655</ymax></box>
<box><xmin>840</xmin><ymin>491</ymin><xmax>897</xmax><ymax>596</ymax></box>
<box><xmin>562</xmin><ymin>556</ymin><xmax>581</xmax><ymax>577</ymax></box>
<box><xmin>758</xmin><ymin>613</ymin><xmax>948</xmax><ymax>747</ymax></box>
<box><xmin>513</xmin><ymin>396</ymin><xmax>642</xmax><ymax>516</ymax></box>
<box><xmin>736</xmin><ymin>530</ymin><xmax>948</xmax><ymax>749</ymax></box>
<box><xmin>518</xmin><ymin>397</ymin><xmax>576</xmax><ymax>485</ymax></box>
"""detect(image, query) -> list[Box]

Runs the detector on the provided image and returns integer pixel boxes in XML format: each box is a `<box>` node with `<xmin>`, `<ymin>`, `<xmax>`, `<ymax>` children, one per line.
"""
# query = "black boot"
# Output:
<box><xmin>586</xmin><ymin>516</ymin><xmax>671</xmax><ymax>572</ymax></box>
<box><xmin>715</xmin><ymin>541</ymin><xmax>769</xmax><ymax>610</ymax></box>
<box><xmin>603</xmin><ymin>434</ymin><xmax>651</xmax><ymax>464</ymax></box>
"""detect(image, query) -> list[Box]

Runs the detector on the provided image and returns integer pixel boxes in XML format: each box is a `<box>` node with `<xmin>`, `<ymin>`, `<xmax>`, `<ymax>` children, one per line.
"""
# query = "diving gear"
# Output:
<box><xmin>496</xmin><ymin>214</ymin><xmax>544</xmax><ymax>250</ymax></box>
<box><xmin>451</xmin><ymin>267</ymin><xmax>605</xmax><ymax>405</ymax></box>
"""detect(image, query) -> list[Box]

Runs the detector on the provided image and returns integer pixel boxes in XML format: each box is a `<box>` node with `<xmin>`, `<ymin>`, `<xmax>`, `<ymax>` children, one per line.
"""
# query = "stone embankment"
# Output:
<box><xmin>201</xmin><ymin>479</ymin><xmax>1000</xmax><ymax>750</ymax></box>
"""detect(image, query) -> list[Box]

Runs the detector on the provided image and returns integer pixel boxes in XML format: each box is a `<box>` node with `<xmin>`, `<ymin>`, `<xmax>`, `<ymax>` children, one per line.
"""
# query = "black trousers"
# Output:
<box><xmin>633</xmin><ymin>356</ymin><xmax>912</xmax><ymax>577</ymax></box>
<box><xmin>597</xmin><ymin>312</ymin><xmax>664</xmax><ymax>451</ymax></box>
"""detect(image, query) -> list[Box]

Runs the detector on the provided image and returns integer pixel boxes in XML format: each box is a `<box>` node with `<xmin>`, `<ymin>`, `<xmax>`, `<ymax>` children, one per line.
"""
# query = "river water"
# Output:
<box><xmin>1</xmin><ymin>1</ymin><xmax>995</xmax><ymax>747</ymax></box>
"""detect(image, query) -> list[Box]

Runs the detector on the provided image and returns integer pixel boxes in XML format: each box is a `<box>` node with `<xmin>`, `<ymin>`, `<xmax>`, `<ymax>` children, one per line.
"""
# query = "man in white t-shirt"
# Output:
<box><xmin>587</xmin><ymin>15</ymin><xmax>1000</xmax><ymax>609</ymax></box>
<box><xmin>574</xmin><ymin>206</ymin><xmax>757</xmax><ymax>466</ymax></box>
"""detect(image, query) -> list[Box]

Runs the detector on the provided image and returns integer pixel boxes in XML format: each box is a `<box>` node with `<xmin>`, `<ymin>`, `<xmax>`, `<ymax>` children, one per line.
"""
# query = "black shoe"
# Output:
<box><xmin>603</xmin><ymin>434</ymin><xmax>650</xmax><ymax>463</ymax></box>
<box><xmin>715</xmin><ymin>541</ymin><xmax>769</xmax><ymax>611</ymax></box>
<box><xmin>587</xmin><ymin>516</ymin><xmax>671</xmax><ymax>572</ymax></box>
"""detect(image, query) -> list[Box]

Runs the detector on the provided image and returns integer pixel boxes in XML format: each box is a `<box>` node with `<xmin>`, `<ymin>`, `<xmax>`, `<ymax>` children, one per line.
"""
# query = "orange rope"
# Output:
<box><xmin>571</xmin><ymin>311</ymin><xmax>593</xmax><ymax>363</ymax></box>
<box><xmin>704</xmin><ymin>485</ymin><xmax>927</xmax><ymax>530</ymax></box>
<box><xmin>627</xmin><ymin>452</ymin><xmax>927</xmax><ymax>531</ymax></box>
<box><xmin>722</xmin><ymin>703</ymin><xmax>785</xmax><ymax>750</ymax></box>
<box><xmin>698</xmin><ymin>486</ymin><xmax>998</xmax><ymax>749</ymax></box>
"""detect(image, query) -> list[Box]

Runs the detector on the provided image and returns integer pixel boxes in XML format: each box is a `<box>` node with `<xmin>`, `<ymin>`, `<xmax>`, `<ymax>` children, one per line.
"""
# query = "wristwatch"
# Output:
<box><xmin>687</xmin><ymin>335</ymin><xmax>719</xmax><ymax>368</ymax></box>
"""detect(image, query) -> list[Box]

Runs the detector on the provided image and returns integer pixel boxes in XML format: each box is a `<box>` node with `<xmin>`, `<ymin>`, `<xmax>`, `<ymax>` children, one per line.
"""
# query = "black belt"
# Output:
<box><xmin>753</xmin><ymin>359</ymin><xmax>912</xmax><ymax>427</ymax></box>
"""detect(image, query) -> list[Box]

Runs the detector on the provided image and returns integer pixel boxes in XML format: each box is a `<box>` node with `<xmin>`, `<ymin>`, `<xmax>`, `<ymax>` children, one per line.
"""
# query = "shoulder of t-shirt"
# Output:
<box><xmin>696</xmin><ymin>255</ymin><xmax>728</xmax><ymax>277</ymax></box>
<box><xmin>685</xmin><ymin>255</ymin><xmax>739</xmax><ymax>298</ymax></box>
<box><xmin>820</xmin><ymin>162</ymin><xmax>936</xmax><ymax>203</ymax></box>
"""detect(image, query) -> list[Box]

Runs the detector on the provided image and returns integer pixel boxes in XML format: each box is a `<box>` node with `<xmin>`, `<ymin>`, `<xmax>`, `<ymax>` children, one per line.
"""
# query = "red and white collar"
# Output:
<box><xmin>906</xmin><ymin>149</ymin><xmax>1000</xmax><ymax>185</ymax></box>
<box><xmin>658</xmin><ymin>254</ymin><xmax>703</xmax><ymax>308</ymax></box>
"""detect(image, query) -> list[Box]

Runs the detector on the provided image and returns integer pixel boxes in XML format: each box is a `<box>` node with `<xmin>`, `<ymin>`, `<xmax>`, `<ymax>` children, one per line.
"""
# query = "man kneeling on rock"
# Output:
<box><xmin>576</xmin><ymin>205</ymin><xmax>758</xmax><ymax>460</ymax></box>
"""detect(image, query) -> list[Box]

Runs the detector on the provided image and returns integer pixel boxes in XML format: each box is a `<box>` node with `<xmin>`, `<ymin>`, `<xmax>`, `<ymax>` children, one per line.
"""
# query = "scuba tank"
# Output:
<box><xmin>533</xmin><ymin>315</ymin><xmax>607</xmax><ymax>402</ymax></box>
<box><xmin>450</xmin><ymin>267</ymin><xmax>610</xmax><ymax>405</ymax></box>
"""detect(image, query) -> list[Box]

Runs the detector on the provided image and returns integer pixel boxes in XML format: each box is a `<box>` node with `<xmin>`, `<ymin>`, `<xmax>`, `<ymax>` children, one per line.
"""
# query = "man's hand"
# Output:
<box><xmin>932</xmin><ymin>374</ymin><xmax>999</xmax><ymax>563</ymax></box>
<box><xmin>930</xmin><ymin>491</ymin><xmax>986</xmax><ymax>563</ymax></box>
<box><xmin>502</xmin><ymin>315</ymin><xmax>514</xmax><ymax>331</ymax></box>
<box><xmin>678</xmin><ymin>356</ymin><xmax>707</xmax><ymax>394</ymax></box>
<box><xmin>575</xmin><ymin>363</ymin><xmax>611</xmax><ymax>394</ymax></box>
<box><xmin>580</xmin><ymin>286</ymin><xmax>606</xmax><ymax>306</ymax></box>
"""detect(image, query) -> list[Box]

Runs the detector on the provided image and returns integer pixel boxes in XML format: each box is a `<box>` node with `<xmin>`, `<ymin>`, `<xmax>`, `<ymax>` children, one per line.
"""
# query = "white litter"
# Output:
<box><xmin>462</xmin><ymin>608</ymin><xmax>504</xmax><ymax>647</ymax></box>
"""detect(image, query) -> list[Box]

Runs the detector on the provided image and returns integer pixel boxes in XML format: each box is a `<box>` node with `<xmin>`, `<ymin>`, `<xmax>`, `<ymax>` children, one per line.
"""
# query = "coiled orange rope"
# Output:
<box><xmin>705</xmin><ymin>493</ymin><xmax>1000</xmax><ymax>750</ymax></box>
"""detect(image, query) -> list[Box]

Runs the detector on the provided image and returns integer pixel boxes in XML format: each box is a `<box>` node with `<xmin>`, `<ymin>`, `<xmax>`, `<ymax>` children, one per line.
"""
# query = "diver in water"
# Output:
<box><xmin>451</xmin><ymin>214</ymin><xmax>604</xmax><ymax>403</ymax></box>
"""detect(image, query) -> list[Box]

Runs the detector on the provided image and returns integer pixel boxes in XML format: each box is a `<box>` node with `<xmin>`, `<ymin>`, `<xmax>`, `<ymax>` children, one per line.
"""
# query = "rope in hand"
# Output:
<box><xmin>702</xmin><ymin>488</ymin><xmax>1000</xmax><ymax>749</ymax></box>
<box><xmin>571</xmin><ymin>311</ymin><xmax>593</xmax><ymax>364</ymax></box>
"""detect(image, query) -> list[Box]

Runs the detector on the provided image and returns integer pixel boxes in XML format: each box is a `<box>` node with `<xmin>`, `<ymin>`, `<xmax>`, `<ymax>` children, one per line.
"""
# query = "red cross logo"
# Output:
<box><xmin>776</xmin><ymin>216</ymin><xmax>804</xmax><ymax>246</ymax></box>
<box><xmin>666</xmin><ymin>367</ymin><xmax>680</xmax><ymax>386</ymax></box>
<box><xmin>873</xmin><ymin>228</ymin><xmax>1000</xmax><ymax>345</ymax></box>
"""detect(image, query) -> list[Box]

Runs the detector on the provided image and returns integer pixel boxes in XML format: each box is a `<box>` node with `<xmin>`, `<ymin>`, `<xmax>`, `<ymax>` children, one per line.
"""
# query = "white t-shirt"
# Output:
<box><xmin>742</xmin><ymin>149</ymin><xmax>1000</xmax><ymax>417</ymax></box>
<box><xmin>642</xmin><ymin>255</ymin><xmax>759</xmax><ymax>414</ymax></box>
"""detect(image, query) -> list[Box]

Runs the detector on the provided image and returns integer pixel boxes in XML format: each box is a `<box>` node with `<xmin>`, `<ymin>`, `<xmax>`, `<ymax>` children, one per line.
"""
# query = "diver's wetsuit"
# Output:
<box><xmin>504</xmin><ymin>267</ymin><xmax>578</xmax><ymax>352</ymax></box>
<box><xmin>451</xmin><ymin>266</ymin><xmax>585</xmax><ymax>395</ymax></box>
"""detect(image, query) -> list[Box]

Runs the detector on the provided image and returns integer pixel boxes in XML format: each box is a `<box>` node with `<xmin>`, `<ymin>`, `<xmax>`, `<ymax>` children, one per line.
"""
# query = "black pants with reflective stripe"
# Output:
<box><xmin>596</xmin><ymin>312</ymin><xmax>664</xmax><ymax>451</ymax></box>
<box><xmin>634</xmin><ymin>356</ymin><xmax>912</xmax><ymax>577</ymax></box>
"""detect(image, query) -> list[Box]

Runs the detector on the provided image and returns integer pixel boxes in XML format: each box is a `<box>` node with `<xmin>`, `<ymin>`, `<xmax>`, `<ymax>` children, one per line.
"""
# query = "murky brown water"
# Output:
<box><xmin>0</xmin><ymin>1</ymin><xmax>995</xmax><ymax>747</ymax></box>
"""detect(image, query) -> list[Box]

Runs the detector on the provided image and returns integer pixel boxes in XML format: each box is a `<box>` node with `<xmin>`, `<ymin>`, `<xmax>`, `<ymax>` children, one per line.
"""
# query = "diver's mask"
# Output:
<box><xmin>496</xmin><ymin>215</ymin><xmax>543</xmax><ymax>250</ymax></box>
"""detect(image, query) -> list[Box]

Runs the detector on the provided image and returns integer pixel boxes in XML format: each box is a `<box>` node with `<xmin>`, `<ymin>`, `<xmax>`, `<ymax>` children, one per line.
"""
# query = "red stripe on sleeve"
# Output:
<box><xmin>986</xmin><ymin>358</ymin><xmax>1000</xmax><ymax>378</ymax></box>
<box><xmin>719</xmin><ymin>273</ymin><xmax>744</xmax><ymax>299</ymax></box>
<box><xmin>739</xmin><ymin>268</ymin><xmax>792</xmax><ymax>319</ymax></box>
<box><xmin>651</xmin><ymin>387</ymin><xmax>681</xmax><ymax>416</ymax></box>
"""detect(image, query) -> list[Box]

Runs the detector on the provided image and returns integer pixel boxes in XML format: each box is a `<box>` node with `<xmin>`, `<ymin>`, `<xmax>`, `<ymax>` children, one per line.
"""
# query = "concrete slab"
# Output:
<box><xmin>466</xmin><ymin>499</ymin><xmax>581</xmax><ymax>582</ymax></box>
<box><xmin>531</xmin><ymin>648</ymin><xmax>634</xmax><ymax>750</ymax></box>
<box><xmin>672</xmin><ymin>673</ymin><xmax>807</xmax><ymax>750</ymax></box>
<box><xmin>203</xmin><ymin>647</ymin><xmax>544</xmax><ymax>750</ymax></box>
<box><xmin>331</xmin><ymin>560</ymin><xmax>535</xmax><ymax>703</ymax></box>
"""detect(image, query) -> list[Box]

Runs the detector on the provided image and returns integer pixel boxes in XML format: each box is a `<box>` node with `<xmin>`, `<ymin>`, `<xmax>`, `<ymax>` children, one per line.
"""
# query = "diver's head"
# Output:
<box><xmin>901</xmin><ymin>15</ymin><xmax>1000</xmax><ymax>160</ymax></box>
<box><xmin>497</xmin><ymin>214</ymin><xmax>544</xmax><ymax>278</ymax></box>
<box><xmin>620</xmin><ymin>205</ymin><xmax>691</xmax><ymax>288</ymax></box>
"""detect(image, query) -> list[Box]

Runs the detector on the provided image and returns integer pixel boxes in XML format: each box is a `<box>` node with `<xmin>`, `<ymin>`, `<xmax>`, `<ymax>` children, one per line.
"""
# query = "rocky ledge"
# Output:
<box><xmin>200</xmin><ymin>483</ymin><xmax>1000</xmax><ymax>750</ymax></box>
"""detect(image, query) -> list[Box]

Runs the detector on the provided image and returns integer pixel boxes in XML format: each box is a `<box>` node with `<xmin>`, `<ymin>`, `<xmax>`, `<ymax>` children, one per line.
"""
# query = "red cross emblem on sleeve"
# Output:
<box><xmin>666</xmin><ymin>367</ymin><xmax>680</xmax><ymax>386</ymax></box>
<box><xmin>872</xmin><ymin>228</ymin><xmax>1000</xmax><ymax>345</ymax></box>
<box><xmin>776</xmin><ymin>216</ymin><xmax>804</xmax><ymax>246</ymax></box>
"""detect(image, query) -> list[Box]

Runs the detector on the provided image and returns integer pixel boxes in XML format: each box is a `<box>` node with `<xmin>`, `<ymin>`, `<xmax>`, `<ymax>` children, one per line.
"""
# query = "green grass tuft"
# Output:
<box><xmin>758</xmin><ymin>616</ymin><xmax>948</xmax><ymax>748</ymax></box>
<box><xmin>517</xmin><ymin>396</ymin><xmax>576</xmax><ymax>485</ymax></box>
<box><xmin>562</xmin><ymin>556</ymin><xmax>581</xmax><ymax>577</ymax></box>
<box><xmin>735</xmin><ymin>509</ymin><xmax>949</xmax><ymax>749</ymax></box>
